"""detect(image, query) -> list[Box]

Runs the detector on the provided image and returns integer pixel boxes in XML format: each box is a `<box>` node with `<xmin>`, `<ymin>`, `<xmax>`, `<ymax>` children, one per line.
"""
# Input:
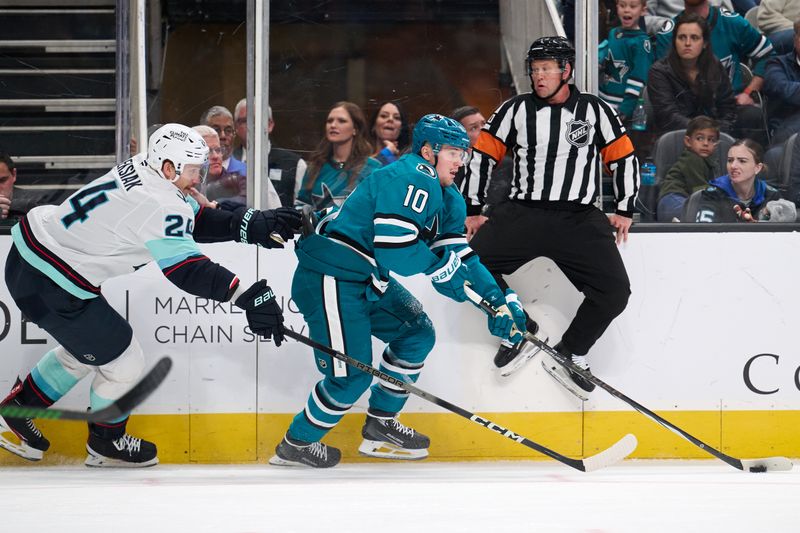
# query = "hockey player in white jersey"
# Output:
<box><xmin>0</xmin><ymin>123</ymin><xmax>301</xmax><ymax>466</ymax></box>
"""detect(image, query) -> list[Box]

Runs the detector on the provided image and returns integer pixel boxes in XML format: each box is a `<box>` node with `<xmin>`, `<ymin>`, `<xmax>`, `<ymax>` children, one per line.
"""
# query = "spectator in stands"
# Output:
<box><xmin>201</xmin><ymin>105</ymin><xmax>247</xmax><ymax>177</ymax></box>
<box><xmin>657</xmin><ymin>115</ymin><xmax>722</xmax><ymax>220</ymax></box>
<box><xmin>232</xmin><ymin>98</ymin><xmax>248</xmax><ymax>163</ymax></box>
<box><xmin>684</xmin><ymin>138</ymin><xmax>787</xmax><ymax>221</ymax></box>
<box><xmin>194</xmin><ymin>124</ymin><xmax>281</xmax><ymax>210</ymax></box>
<box><xmin>451</xmin><ymin>105</ymin><xmax>512</xmax><ymax>239</ymax></box>
<box><xmin>648</xmin><ymin>13</ymin><xmax>765</xmax><ymax>144</ymax></box>
<box><xmin>368</xmin><ymin>101</ymin><xmax>410</xmax><ymax>166</ymax></box>
<box><xmin>758</xmin><ymin>0</ymin><xmax>798</xmax><ymax>55</ymax></box>
<box><xmin>763</xmin><ymin>20</ymin><xmax>800</xmax><ymax>146</ymax></box>
<box><xmin>599</xmin><ymin>0</ymin><xmax>654</xmax><ymax>124</ymax></box>
<box><xmin>232</xmin><ymin>99</ymin><xmax>307</xmax><ymax>207</ymax></box>
<box><xmin>653</xmin><ymin>0</ymin><xmax>774</xmax><ymax>100</ymax></box>
<box><xmin>296</xmin><ymin>101</ymin><xmax>381</xmax><ymax>210</ymax></box>
<box><xmin>0</xmin><ymin>153</ymin><xmax>39</xmax><ymax>220</ymax></box>
<box><xmin>645</xmin><ymin>0</ymin><xmax>735</xmax><ymax>33</ymax></box>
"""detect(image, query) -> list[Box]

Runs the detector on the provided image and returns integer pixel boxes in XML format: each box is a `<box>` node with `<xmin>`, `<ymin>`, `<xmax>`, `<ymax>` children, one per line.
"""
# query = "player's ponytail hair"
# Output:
<box><xmin>305</xmin><ymin>101</ymin><xmax>374</xmax><ymax>193</ymax></box>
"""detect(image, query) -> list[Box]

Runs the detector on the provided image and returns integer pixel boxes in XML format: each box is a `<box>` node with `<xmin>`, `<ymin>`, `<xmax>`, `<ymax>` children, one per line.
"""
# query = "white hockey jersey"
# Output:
<box><xmin>11</xmin><ymin>154</ymin><xmax>206</xmax><ymax>300</ymax></box>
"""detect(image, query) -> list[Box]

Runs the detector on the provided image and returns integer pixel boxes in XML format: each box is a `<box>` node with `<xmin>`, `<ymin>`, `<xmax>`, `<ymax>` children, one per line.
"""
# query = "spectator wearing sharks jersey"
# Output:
<box><xmin>461</xmin><ymin>36</ymin><xmax>639</xmax><ymax>398</ymax></box>
<box><xmin>296</xmin><ymin>101</ymin><xmax>381</xmax><ymax>210</ymax></box>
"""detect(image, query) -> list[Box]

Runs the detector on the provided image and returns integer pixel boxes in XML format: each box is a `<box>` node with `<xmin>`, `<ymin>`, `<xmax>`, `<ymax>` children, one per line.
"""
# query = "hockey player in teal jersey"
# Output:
<box><xmin>269</xmin><ymin>115</ymin><xmax>528</xmax><ymax>468</ymax></box>
<box><xmin>599</xmin><ymin>0</ymin><xmax>654</xmax><ymax>121</ymax></box>
<box><xmin>653</xmin><ymin>2</ymin><xmax>774</xmax><ymax>95</ymax></box>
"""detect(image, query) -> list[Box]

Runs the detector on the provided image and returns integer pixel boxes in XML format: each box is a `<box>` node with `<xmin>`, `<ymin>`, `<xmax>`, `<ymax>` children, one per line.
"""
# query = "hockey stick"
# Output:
<box><xmin>283</xmin><ymin>328</ymin><xmax>636</xmax><ymax>472</ymax></box>
<box><xmin>0</xmin><ymin>357</ymin><xmax>172</xmax><ymax>423</ymax></box>
<box><xmin>464</xmin><ymin>285</ymin><xmax>794</xmax><ymax>473</ymax></box>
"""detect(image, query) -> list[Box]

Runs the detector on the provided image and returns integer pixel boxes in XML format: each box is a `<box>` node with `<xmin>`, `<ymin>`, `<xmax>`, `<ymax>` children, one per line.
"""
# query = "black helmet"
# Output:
<box><xmin>526</xmin><ymin>36</ymin><xmax>575</xmax><ymax>75</ymax></box>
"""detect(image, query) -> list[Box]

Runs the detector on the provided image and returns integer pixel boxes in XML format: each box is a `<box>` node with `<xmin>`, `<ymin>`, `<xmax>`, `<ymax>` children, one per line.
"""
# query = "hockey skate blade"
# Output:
<box><xmin>0</xmin><ymin>418</ymin><xmax>43</xmax><ymax>461</ymax></box>
<box><xmin>541</xmin><ymin>357</ymin><xmax>590</xmax><ymax>401</ymax></box>
<box><xmin>582</xmin><ymin>433</ymin><xmax>637</xmax><ymax>472</ymax></box>
<box><xmin>358</xmin><ymin>439</ymin><xmax>429</xmax><ymax>460</ymax></box>
<box><xmin>740</xmin><ymin>457</ymin><xmax>794</xmax><ymax>472</ymax></box>
<box><xmin>84</xmin><ymin>450</ymin><xmax>159</xmax><ymax>468</ymax></box>
<box><xmin>499</xmin><ymin>335</ymin><xmax>549</xmax><ymax>377</ymax></box>
<box><xmin>268</xmin><ymin>454</ymin><xmax>311</xmax><ymax>468</ymax></box>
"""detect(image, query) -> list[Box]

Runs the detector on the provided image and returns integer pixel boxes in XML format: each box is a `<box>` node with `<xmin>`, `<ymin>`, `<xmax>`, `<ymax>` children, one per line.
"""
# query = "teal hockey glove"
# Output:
<box><xmin>429</xmin><ymin>251</ymin><xmax>471</xmax><ymax>302</ymax></box>
<box><xmin>487</xmin><ymin>289</ymin><xmax>526</xmax><ymax>343</ymax></box>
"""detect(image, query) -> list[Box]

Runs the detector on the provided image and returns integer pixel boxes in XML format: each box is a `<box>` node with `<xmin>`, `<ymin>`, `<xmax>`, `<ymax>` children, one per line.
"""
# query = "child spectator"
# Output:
<box><xmin>599</xmin><ymin>0</ymin><xmax>654</xmax><ymax>123</ymax></box>
<box><xmin>657</xmin><ymin>115</ymin><xmax>722</xmax><ymax>221</ymax></box>
<box><xmin>684</xmin><ymin>138</ymin><xmax>786</xmax><ymax>222</ymax></box>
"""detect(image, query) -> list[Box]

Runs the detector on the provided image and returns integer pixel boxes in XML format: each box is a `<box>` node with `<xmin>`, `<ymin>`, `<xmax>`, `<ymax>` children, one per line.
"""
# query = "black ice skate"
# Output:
<box><xmin>269</xmin><ymin>436</ymin><xmax>341</xmax><ymax>468</ymax></box>
<box><xmin>542</xmin><ymin>342</ymin><xmax>597</xmax><ymax>401</ymax></box>
<box><xmin>358</xmin><ymin>414</ymin><xmax>430</xmax><ymax>460</ymax></box>
<box><xmin>493</xmin><ymin>318</ymin><xmax>549</xmax><ymax>377</ymax></box>
<box><xmin>0</xmin><ymin>378</ymin><xmax>51</xmax><ymax>461</ymax></box>
<box><xmin>85</xmin><ymin>430</ymin><xmax>158</xmax><ymax>467</ymax></box>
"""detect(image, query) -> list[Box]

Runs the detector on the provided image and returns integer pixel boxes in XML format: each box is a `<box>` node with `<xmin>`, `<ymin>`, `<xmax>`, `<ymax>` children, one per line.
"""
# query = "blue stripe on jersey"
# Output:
<box><xmin>145</xmin><ymin>237</ymin><xmax>203</xmax><ymax>269</ymax></box>
<box><xmin>11</xmin><ymin>224</ymin><xmax>99</xmax><ymax>300</ymax></box>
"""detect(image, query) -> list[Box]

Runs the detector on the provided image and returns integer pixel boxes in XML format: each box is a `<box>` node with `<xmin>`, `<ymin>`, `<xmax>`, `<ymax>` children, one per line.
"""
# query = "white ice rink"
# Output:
<box><xmin>0</xmin><ymin>460</ymin><xmax>797</xmax><ymax>532</ymax></box>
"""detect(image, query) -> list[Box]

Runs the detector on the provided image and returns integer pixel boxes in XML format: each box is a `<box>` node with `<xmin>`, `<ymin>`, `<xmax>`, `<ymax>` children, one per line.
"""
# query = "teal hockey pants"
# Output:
<box><xmin>286</xmin><ymin>266</ymin><xmax>435</xmax><ymax>443</ymax></box>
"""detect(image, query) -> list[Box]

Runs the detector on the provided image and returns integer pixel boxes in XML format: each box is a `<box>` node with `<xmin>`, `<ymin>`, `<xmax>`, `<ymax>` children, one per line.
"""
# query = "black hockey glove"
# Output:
<box><xmin>238</xmin><ymin>207</ymin><xmax>302</xmax><ymax>248</ymax></box>
<box><xmin>234</xmin><ymin>280</ymin><xmax>285</xmax><ymax>346</ymax></box>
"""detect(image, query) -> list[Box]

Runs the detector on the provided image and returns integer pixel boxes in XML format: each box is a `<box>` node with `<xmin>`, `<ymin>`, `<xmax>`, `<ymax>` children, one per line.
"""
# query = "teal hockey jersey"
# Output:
<box><xmin>654</xmin><ymin>7</ymin><xmax>774</xmax><ymax>93</ymax></box>
<box><xmin>599</xmin><ymin>25</ymin><xmax>653</xmax><ymax>119</ymax></box>
<box><xmin>295</xmin><ymin>153</ymin><xmax>501</xmax><ymax>301</ymax></box>
<box><xmin>295</xmin><ymin>158</ymin><xmax>382</xmax><ymax>209</ymax></box>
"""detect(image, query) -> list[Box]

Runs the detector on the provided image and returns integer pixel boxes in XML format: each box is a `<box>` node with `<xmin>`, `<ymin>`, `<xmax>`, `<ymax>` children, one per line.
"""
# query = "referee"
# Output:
<box><xmin>462</xmin><ymin>36</ymin><xmax>639</xmax><ymax>399</ymax></box>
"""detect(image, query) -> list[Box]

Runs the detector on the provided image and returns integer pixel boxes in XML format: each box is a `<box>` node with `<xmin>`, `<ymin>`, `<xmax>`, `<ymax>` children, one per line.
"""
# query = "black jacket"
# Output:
<box><xmin>647</xmin><ymin>57</ymin><xmax>736</xmax><ymax>135</ymax></box>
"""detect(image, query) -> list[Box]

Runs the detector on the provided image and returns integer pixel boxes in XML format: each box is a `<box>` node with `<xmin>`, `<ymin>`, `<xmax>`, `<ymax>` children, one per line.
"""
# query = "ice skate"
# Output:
<box><xmin>493</xmin><ymin>318</ymin><xmax>548</xmax><ymax>377</ymax></box>
<box><xmin>542</xmin><ymin>343</ymin><xmax>596</xmax><ymax>401</ymax></box>
<box><xmin>0</xmin><ymin>378</ymin><xmax>50</xmax><ymax>461</ymax></box>
<box><xmin>269</xmin><ymin>436</ymin><xmax>341</xmax><ymax>468</ymax></box>
<box><xmin>358</xmin><ymin>415</ymin><xmax>430</xmax><ymax>460</ymax></box>
<box><xmin>85</xmin><ymin>430</ymin><xmax>158</xmax><ymax>467</ymax></box>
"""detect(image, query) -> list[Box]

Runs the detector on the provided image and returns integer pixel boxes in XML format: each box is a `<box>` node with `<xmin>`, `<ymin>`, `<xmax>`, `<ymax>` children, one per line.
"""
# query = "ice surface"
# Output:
<box><xmin>0</xmin><ymin>460</ymin><xmax>796</xmax><ymax>532</ymax></box>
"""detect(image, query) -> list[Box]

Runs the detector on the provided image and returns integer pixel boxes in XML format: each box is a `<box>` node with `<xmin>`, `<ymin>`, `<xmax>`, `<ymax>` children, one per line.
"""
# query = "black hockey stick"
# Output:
<box><xmin>283</xmin><ymin>329</ymin><xmax>636</xmax><ymax>472</ymax></box>
<box><xmin>464</xmin><ymin>286</ymin><xmax>793</xmax><ymax>473</ymax></box>
<box><xmin>0</xmin><ymin>357</ymin><xmax>172</xmax><ymax>423</ymax></box>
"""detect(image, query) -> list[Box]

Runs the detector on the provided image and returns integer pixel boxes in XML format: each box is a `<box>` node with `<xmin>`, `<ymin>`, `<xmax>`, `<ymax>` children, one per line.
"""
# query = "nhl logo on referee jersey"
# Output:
<box><xmin>565</xmin><ymin>120</ymin><xmax>592</xmax><ymax>148</ymax></box>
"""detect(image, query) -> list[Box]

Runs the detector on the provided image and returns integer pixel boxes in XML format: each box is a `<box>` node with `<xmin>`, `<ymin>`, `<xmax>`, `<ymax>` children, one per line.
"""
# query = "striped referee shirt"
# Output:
<box><xmin>462</xmin><ymin>86</ymin><xmax>640</xmax><ymax>217</ymax></box>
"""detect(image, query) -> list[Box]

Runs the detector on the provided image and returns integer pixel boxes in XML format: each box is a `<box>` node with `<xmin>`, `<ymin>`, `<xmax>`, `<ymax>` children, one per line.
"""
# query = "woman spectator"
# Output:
<box><xmin>684</xmin><ymin>138</ymin><xmax>789</xmax><ymax>222</ymax></box>
<box><xmin>368</xmin><ymin>100</ymin><xmax>410</xmax><ymax>166</ymax></box>
<box><xmin>647</xmin><ymin>13</ymin><xmax>738</xmax><ymax>136</ymax></box>
<box><xmin>296</xmin><ymin>101</ymin><xmax>381</xmax><ymax>209</ymax></box>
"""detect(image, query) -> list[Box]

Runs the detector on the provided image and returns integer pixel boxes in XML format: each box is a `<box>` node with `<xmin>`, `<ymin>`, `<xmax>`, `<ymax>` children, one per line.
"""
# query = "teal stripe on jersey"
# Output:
<box><xmin>186</xmin><ymin>195</ymin><xmax>201</xmax><ymax>215</ymax></box>
<box><xmin>90</xmin><ymin>388</ymin><xmax>127</xmax><ymax>424</ymax></box>
<box><xmin>11</xmin><ymin>224</ymin><xmax>99</xmax><ymax>300</ymax></box>
<box><xmin>145</xmin><ymin>237</ymin><xmax>202</xmax><ymax>269</ymax></box>
<box><xmin>31</xmin><ymin>350</ymin><xmax>80</xmax><ymax>402</ymax></box>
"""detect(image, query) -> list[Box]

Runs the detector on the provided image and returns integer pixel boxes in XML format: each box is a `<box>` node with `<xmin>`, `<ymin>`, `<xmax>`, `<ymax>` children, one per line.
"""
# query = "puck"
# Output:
<box><xmin>749</xmin><ymin>465</ymin><xmax>767</xmax><ymax>473</ymax></box>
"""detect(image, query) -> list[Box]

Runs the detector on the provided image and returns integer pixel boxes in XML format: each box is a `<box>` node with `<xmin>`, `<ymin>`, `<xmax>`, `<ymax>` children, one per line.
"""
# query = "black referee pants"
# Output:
<box><xmin>469</xmin><ymin>201</ymin><xmax>630</xmax><ymax>356</ymax></box>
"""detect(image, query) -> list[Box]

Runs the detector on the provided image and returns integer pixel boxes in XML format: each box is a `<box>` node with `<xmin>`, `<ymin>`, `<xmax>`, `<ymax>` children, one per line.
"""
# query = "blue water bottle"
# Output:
<box><xmin>640</xmin><ymin>158</ymin><xmax>656</xmax><ymax>186</ymax></box>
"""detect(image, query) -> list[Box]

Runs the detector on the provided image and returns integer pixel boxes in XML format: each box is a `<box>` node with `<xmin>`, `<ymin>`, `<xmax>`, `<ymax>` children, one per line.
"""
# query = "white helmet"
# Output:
<box><xmin>146</xmin><ymin>123</ymin><xmax>209</xmax><ymax>182</ymax></box>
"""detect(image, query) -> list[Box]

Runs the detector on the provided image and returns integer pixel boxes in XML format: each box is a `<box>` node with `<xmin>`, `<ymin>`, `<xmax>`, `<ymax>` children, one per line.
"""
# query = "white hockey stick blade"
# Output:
<box><xmin>740</xmin><ymin>457</ymin><xmax>794</xmax><ymax>472</ymax></box>
<box><xmin>581</xmin><ymin>433</ymin><xmax>638</xmax><ymax>472</ymax></box>
<box><xmin>499</xmin><ymin>335</ymin><xmax>548</xmax><ymax>377</ymax></box>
